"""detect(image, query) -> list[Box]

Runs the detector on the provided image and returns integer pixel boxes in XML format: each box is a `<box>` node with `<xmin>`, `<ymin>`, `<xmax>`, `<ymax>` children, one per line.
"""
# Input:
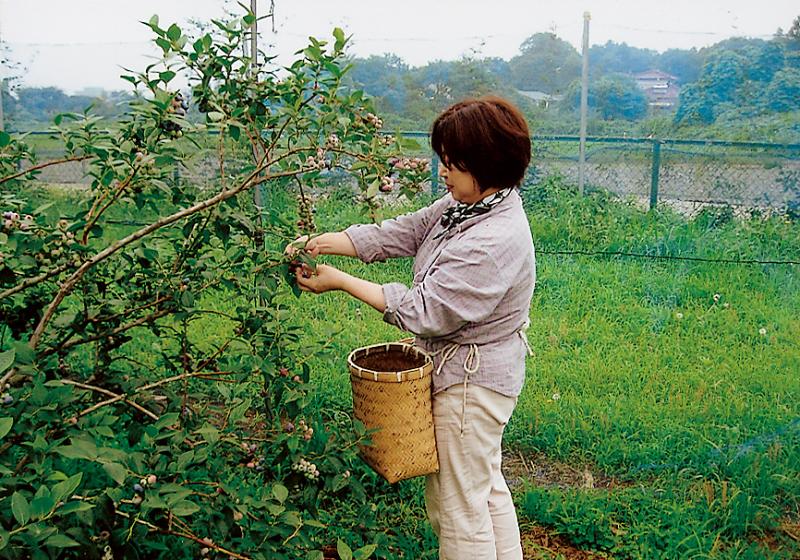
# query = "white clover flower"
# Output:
<box><xmin>675</xmin><ymin>312</ymin><xmax>684</xmax><ymax>320</ymax></box>
<box><xmin>759</xmin><ymin>327</ymin><xmax>767</xmax><ymax>336</ymax></box>
<box><xmin>551</xmin><ymin>392</ymin><xmax>561</xmax><ymax>401</ymax></box>
<box><xmin>713</xmin><ymin>294</ymin><xmax>721</xmax><ymax>303</ymax></box>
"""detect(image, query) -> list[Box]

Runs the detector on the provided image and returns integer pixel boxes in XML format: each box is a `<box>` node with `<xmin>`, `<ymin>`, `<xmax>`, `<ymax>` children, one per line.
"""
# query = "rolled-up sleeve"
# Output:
<box><xmin>343</xmin><ymin>198</ymin><xmax>448</xmax><ymax>263</ymax></box>
<box><xmin>381</xmin><ymin>245</ymin><xmax>508</xmax><ymax>338</ymax></box>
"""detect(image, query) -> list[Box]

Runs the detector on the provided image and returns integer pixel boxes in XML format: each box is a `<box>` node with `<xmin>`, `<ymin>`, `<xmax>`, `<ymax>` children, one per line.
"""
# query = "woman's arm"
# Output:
<box><xmin>292</xmin><ymin>231</ymin><xmax>357</xmax><ymax>257</ymax></box>
<box><xmin>295</xmin><ymin>264</ymin><xmax>386</xmax><ymax>312</ymax></box>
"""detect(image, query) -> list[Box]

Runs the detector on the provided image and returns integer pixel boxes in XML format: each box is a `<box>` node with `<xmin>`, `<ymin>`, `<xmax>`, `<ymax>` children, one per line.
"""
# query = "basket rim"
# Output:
<box><xmin>348</xmin><ymin>342</ymin><xmax>432</xmax><ymax>382</ymax></box>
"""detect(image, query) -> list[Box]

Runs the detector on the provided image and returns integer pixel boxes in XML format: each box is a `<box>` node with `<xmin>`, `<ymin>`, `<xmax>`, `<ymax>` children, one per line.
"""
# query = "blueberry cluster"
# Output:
<box><xmin>291</xmin><ymin>458</ymin><xmax>320</xmax><ymax>481</ymax></box>
<box><xmin>160</xmin><ymin>92</ymin><xmax>188</xmax><ymax>138</ymax></box>
<box><xmin>2</xmin><ymin>211</ymin><xmax>33</xmax><ymax>232</ymax></box>
<box><xmin>242</xmin><ymin>442</ymin><xmax>266</xmax><ymax>471</ymax></box>
<box><xmin>296</xmin><ymin>193</ymin><xmax>316</xmax><ymax>232</ymax></box>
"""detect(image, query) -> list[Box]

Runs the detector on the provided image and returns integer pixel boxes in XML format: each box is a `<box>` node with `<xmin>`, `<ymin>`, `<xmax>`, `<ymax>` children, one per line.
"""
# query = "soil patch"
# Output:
<box><xmin>503</xmin><ymin>450</ymin><xmax>631</xmax><ymax>492</ymax></box>
<box><xmin>521</xmin><ymin>523</ymin><xmax>612</xmax><ymax>559</ymax></box>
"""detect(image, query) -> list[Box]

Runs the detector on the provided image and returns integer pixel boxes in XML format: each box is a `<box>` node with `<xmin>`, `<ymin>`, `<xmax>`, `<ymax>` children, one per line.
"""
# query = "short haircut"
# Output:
<box><xmin>431</xmin><ymin>96</ymin><xmax>531</xmax><ymax>191</ymax></box>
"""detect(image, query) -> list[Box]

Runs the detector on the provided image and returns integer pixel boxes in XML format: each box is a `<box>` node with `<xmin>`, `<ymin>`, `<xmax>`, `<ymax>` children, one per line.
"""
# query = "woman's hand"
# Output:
<box><xmin>295</xmin><ymin>263</ymin><xmax>345</xmax><ymax>294</ymax></box>
<box><xmin>284</xmin><ymin>232</ymin><xmax>357</xmax><ymax>258</ymax></box>
<box><xmin>285</xmin><ymin>235</ymin><xmax>320</xmax><ymax>258</ymax></box>
<box><xmin>295</xmin><ymin>263</ymin><xmax>387</xmax><ymax>312</ymax></box>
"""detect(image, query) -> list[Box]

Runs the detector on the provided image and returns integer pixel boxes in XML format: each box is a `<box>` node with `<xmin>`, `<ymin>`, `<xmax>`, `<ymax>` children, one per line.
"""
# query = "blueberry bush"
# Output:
<box><xmin>0</xmin><ymin>10</ymin><xmax>428</xmax><ymax>559</ymax></box>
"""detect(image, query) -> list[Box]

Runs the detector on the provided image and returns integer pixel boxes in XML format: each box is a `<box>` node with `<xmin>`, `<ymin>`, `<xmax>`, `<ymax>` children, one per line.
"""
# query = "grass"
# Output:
<box><xmin>9</xmin><ymin>178</ymin><xmax>800</xmax><ymax>558</ymax></box>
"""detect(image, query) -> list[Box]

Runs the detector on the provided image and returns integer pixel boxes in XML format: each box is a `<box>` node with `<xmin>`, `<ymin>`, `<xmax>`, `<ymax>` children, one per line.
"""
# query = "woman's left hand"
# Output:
<box><xmin>295</xmin><ymin>263</ymin><xmax>345</xmax><ymax>294</ymax></box>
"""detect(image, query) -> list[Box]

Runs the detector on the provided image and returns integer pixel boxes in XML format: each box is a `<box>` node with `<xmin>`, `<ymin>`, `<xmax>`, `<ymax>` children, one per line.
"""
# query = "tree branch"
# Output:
<box><xmin>28</xmin><ymin>150</ymin><xmax>307</xmax><ymax>349</ymax></box>
<box><xmin>0</xmin><ymin>155</ymin><xmax>91</xmax><ymax>186</ymax></box>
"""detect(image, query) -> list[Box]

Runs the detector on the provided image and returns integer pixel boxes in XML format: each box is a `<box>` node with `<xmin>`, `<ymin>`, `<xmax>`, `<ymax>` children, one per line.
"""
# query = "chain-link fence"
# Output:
<box><xmin>15</xmin><ymin>131</ymin><xmax>800</xmax><ymax>213</ymax></box>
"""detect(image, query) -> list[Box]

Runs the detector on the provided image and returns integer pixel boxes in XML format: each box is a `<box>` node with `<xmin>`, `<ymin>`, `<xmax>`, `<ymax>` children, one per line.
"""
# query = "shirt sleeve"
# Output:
<box><xmin>381</xmin><ymin>244</ymin><xmax>509</xmax><ymax>338</ymax></box>
<box><xmin>343</xmin><ymin>197</ymin><xmax>449</xmax><ymax>263</ymax></box>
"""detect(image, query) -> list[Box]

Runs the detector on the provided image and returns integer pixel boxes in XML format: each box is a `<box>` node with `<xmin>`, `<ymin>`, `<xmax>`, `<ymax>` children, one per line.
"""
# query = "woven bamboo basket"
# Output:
<box><xmin>348</xmin><ymin>342</ymin><xmax>438</xmax><ymax>484</ymax></box>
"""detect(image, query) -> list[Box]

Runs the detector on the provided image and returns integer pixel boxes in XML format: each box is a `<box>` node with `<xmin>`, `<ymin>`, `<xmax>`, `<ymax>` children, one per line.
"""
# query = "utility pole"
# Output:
<box><xmin>0</xmin><ymin>22</ymin><xmax>5</xmax><ymax>132</ymax></box>
<box><xmin>0</xmin><ymin>77</ymin><xmax>5</xmax><ymax>132</ymax></box>
<box><xmin>250</xmin><ymin>0</ymin><xmax>265</xmax><ymax>211</ymax></box>
<box><xmin>578</xmin><ymin>11</ymin><xmax>590</xmax><ymax>195</ymax></box>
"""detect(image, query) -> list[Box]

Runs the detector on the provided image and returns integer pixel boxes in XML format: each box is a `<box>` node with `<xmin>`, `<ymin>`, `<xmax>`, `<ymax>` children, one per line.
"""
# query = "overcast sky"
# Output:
<box><xmin>1</xmin><ymin>0</ymin><xmax>797</xmax><ymax>93</ymax></box>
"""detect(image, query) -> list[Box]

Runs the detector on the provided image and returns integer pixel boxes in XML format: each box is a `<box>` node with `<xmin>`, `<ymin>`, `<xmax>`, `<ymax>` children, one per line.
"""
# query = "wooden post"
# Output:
<box><xmin>650</xmin><ymin>139</ymin><xmax>661</xmax><ymax>211</ymax></box>
<box><xmin>578</xmin><ymin>12</ymin><xmax>590</xmax><ymax>195</ymax></box>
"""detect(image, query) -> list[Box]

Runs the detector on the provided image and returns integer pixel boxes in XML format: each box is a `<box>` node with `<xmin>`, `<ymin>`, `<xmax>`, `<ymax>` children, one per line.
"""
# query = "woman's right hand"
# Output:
<box><xmin>285</xmin><ymin>235</ymin><xmax>321</xmax><ymax>258</ymax></box>
<box><xmin>284</xmin><ymin>232</ymin><xmax>358</xmax><ymax>259</ymax></box>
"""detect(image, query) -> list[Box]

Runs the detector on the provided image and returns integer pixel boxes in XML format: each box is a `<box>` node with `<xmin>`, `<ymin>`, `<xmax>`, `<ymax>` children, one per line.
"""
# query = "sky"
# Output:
<box><xmin>0</xmin><ymin>0</ymin><xmax>797</xmax><ymax>93</ymax></box>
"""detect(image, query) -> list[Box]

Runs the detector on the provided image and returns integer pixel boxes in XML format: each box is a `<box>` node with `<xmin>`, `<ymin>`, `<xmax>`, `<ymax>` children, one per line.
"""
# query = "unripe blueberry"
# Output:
<box><xmin>246</xmin><ymin>462</ymin><xmax>255</xmax><ymax>468</ymax></box>
<box><xmin>233</xmin><ymin>510</ymin><xmax>243</xmax><ymax>521</ymax></box>
<box><xmin>131</xmin><ymin>495</ymin><xmax>143</xmax><ymax>505</ymax></box>
<box><xmin>292</xmin><ymin>375</ymin><xmax>301</xmax><ymax>383</ymax></box>
<box><xmin>279</xmin><ymin>367</ymin><xmax>289</xmax><ymax>377</ymax></box>
<box><xmin>2</xmin><ymin>394</ymin><xmax>13</xmax><ymax>405</ymax></box>
<box><xmin>147</xmin><ymin>474</ymin><xmax>157</xmax><ymax>485</ymax></box>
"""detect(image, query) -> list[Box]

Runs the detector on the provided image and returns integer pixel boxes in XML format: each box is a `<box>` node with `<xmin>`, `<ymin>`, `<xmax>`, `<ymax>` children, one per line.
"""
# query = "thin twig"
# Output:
<box><xmin>61</xmin><ymin>379</ymin><xmax>159</xmax><ymax>421</ymax></box>
<box><xmin>0</xmin><ymin>263</ymin><xmax>71</xmax><ymax>301</ymax></box>
<box><xmin>72</xmin><ymin>371</ymin><xmax>236</xmax><ymax>420</ymax></box>
<box><xmin>0</xmin><ymin>155</ymin><xmax>91</xmax><ymax>186</ymax></box>
<box><xmin>114</xmin><ymin>509</ymin><xmax>252</xmax><ymax>560</ymax></box>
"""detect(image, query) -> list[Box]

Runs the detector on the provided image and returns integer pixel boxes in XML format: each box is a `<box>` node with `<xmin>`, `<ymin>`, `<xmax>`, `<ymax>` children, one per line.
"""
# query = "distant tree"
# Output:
<box><xmin>747</xmin><ymin>41</ymin><xmax>785</xmax><ymax>82</ymax></box>
<box><xmin>588</xmin><ymin>41</ymin><xmax>657</xmax><ymax>78</ymax></box>
<box><xmin>674</xmin><ymin>82</ymin><xmax>717</xmax><ymax>124</ymax></box>
<box><xmin>346</xmin><ymin>54</ymin><xmax>409</xmax><ymax>112</ymax></box>
<box><xmin>763</xmin><ymin>68</ymin><xmax>800</xmax><ymax>111</ymax></box>
<box><xmin>562</xmin><ymin>74</ymin><xmax>647</xmax><ymax>120</ymax></box>
<box><xmin>658</xmin><ymin>48</ymin><xmax>704</xmax><ymax>84</ymax></box>
<box><xmin>509</xmin><ymin>33</ymin><xmax>581</xmax><ymax>94</ymax></box>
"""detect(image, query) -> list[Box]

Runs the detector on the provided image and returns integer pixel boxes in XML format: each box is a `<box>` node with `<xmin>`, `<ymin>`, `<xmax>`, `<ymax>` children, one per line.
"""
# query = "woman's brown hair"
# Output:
<box><xmin>431</xmin><ymin>95</ymin><xmax>531</xmax><ymax>192</ymax></box>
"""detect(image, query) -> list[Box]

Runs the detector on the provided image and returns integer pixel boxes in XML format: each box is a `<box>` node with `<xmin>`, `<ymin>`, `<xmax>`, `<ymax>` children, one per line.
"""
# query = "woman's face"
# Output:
<box><xmin>440</xmin><ymin>161</ymin><xmax>485</xmax><ymax>204</ymax></box>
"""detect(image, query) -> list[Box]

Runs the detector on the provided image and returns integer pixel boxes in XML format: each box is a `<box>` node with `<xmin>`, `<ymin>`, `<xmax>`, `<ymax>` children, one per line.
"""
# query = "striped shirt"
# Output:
<box><xmin>344</xmin><ymin>189</ymin><xmax>536</xmax><ymax>397</ymax></box>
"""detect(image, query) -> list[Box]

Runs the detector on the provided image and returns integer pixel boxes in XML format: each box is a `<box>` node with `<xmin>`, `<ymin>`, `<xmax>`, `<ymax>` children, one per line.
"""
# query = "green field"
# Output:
<box><xmin>5</xmin><ymin>179</ymin><xmax>800</xmax><ymax>559</ymax></box>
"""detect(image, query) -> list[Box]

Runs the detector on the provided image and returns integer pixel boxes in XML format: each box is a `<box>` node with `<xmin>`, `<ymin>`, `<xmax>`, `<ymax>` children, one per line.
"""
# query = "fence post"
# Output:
<box><xmin>650</xmin><ymin>139</ymin><xmax>661</xmax><ymax>210</ymax></box>
<box><xmin>430</xmin><ymin>153</ymin><xmax>439</xmax><ymax>196</ymax></box>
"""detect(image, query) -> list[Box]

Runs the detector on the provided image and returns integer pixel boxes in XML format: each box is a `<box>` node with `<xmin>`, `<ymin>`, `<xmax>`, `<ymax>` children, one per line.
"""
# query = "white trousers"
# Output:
<box><xmin>425</xmin><ymin>384</ymin><xmax>523</xmax><ymax>560</ymax></box>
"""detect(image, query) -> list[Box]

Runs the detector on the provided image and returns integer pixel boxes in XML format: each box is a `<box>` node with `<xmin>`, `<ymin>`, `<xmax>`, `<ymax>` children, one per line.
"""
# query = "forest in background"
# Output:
<box><xmin>3</xmin><ymin>14</ymin><xmax>800</xmax><ymax>142</ymax></box>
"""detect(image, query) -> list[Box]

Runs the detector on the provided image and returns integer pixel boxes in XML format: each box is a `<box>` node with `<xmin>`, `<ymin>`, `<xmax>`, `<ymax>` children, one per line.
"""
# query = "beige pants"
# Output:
<box><xmin>425</xmin><ymin>384</ymin><xmax>522</xmax><ymax>560</ymax></box>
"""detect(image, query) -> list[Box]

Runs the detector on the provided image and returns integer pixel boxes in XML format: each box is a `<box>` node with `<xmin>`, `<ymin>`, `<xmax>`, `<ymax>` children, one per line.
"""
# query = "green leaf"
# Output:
<box><xmin>30</xmin><ymin>495</ymin><xmax>56</xmax><ymax>520</ymax></box>
<box><xmin>148</xmin><ymin>14</ymin><xmax>159</xmax><ymax>27</ymax></box>
<box><xmin>0</xmin><ymin>528</ymin><xmax>9</xmax><ymax>550</ymax></box>
<box><xmin>333</xmin><ymin>27</ymin><xmax>346</xmax><ymax>51</ymax></box>
<box><xmin>58</xmin><ymin>501</ymin><xmax>94</xmax><ymax>515</ymax></box>
<box><xmin>337</xmin><ymin>539</ymin><xmax>353</xmax><ymax>560</ymax></box>
<box><xmin>354</xmin><ymin>544</ymin><xmax>378</xmax><ymax>560</ymax></box>
<box><xmin>11</xmin><ymin>492</ymin><xmax>30</xmax><ymax>525</ymax></box>
<box><xmin>0</xmin><ymin>417</ymin><xmax>12</xmax><ymax>440</ymax></box>
<box><xmin>167</xmin><ymin>23</ymin><xmax>182</xmax><ymax>41</ymax></box>
<box><xmin>55</xmin><ymin>439</ymin><xmax>98</xmax><ymax>461</ymax></box>
<box><xmin>272</xmin><ymin>484</ymin><xmax>288</xmax><ymax>504</ymax></box>
<box><xmin>103</xmin><ymin>463</ymin><xmax>127</xmax><ymax>485</ymax></box>
<box><xmin>306</xmin><ymin>552</ymin><xmax>324</xmax><ymax>560</ymax></box>
<box><xmin>44</xmin><ymin>534</ymin><xmax>80</xmax><ymax>548</ymax></box>
<box><xmin>52</xmin><ymin>473</ymin><xmax>82</xmax><ymax>503</ymax></box>
<box><xmin>208</xmin><ymin>111</ymin><xmax>225</xmax><ymax>122</ymax></box>
<box><xmin>160</xmin><ymin>71</ymin><xmax>176</xmax><ymax>83</ymax></box>
<box><xmin>0</xmin><ymin>349</ymin><xmax>15</xmax><ymax>374</ymax></box>
<box><xmin>0</xmin><ymin>131</ymin><xmax>10</xmax><ymax>148</ymax></box>
<box><xmin>229</xmin><ymin>125</ymin><xmax>240</xmax><ymax>141</ymax></box>
<box><xmin>196</xmin><ymin>425</ymin><xmax>219</xmax><ymax>444</ymax></box>
<box><xmin>170</xmin><ymin>500</ymin><xmax>200</xmax><ymax>516</ymax></box>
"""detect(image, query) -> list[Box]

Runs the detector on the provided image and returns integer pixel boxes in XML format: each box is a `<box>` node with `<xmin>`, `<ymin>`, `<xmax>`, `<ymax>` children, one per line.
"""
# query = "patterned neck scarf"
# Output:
<box><xmin>435</xmin><ymin>188</ymin><xmax>512</xmax><ymax>239</ymax></box>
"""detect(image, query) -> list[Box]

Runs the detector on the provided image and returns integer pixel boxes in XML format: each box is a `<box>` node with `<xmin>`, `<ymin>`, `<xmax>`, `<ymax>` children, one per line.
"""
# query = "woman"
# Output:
<box><xmin>291</xmin><ymin>95</ymin><xmax>535</xmax><ymax>560</ymax></box>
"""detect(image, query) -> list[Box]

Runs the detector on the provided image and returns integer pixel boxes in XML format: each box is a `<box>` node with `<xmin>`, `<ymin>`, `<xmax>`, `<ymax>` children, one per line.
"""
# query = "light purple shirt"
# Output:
<box><xmin>344</xmin><ymin>189</ymin><xmax>536</xmax><ymax>397</ymax></box>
